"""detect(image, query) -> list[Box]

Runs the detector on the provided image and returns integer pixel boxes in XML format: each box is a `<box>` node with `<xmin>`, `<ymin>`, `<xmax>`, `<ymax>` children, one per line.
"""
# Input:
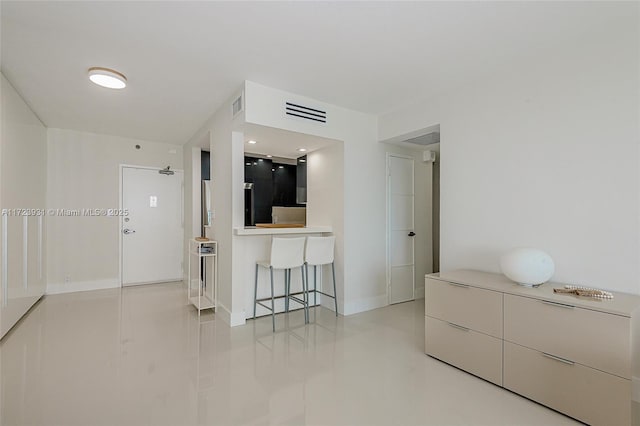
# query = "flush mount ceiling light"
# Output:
<box><xmin>88</xmin><ymin>67</ymin><xmax>127</xmax><ymax>89</ymax></box>
<box><xmin>297</xmin><ymin>148</ymin><xmax>307</xmax><ymax>152</ymax></box>
<box><xmin>248</xmin><ymin>140</ymin><xmax>257</xmax><ymax>144</ymax></box>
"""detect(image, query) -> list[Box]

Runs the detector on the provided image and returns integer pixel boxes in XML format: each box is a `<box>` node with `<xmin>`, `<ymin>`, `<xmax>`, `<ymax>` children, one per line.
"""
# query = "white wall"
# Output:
<box><xmin>379</xmin><ymin>24</ymin><xmax>640</xmax><ymax>294</ymax></box>
<box><xmin>46</xmin><ymin>128</ymin><xmax>183</xmax><ymax>294</ymax></box>
<box><xmin>307</xmin><ymin>142</ymin><xmax>344</xmax><ymax>309</ymax></box>
<box><xmin>184</xmin><ymin>88</ymin><xmax>243</xmax><ymax>325</ymax></box>
<box><xmin>244</xmin><ymin>81</ymin><xmax>385</xmax><ymax>314</ymax></box>
<box><xmin>182</xmin><ymin>135</ymin><xmax>208</xmax><ymax>291</ymax></box>
<box><xmin>0</xmin><ymin>73</ymin><xmax>47</xmax><ymax>337</ymax></box>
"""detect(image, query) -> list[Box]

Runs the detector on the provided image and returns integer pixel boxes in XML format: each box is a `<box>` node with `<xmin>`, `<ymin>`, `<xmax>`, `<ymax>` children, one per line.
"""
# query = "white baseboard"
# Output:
<box><xmin>230</xmin><ymin>309</ymin><xmax>246</xmax><ymax>327</ymax></box>
<box><xmin>47</xmin><ymin>279</ymin><xmax>120</xmax><ymax>295</ymax></box>
<box><xmin>216</xmin><ymin>302</ymin><xmax>246</xmax><ymax>327</ymax></box>
<box><xmin>342</xmin><ymin>293</ymin><xmax>388</xmax><ymax>316</ymax></box>
<box><xmin>216</xmin><ymin>303</ymin><xmax>231</xmax><ymax>325</ymax></box>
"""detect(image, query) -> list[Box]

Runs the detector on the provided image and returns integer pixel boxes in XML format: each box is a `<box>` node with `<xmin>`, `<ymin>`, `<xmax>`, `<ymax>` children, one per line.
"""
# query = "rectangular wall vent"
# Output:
<box><xmin>285</xmin><ymin>102</ymin><xmax>327</xmax><ymax>123</ymax></box>
<box><xmin>404</xmin><ymin>132</ymin><xmax>440</xmax><ymax>146</ymax></box>
<box><xmin>232</xmin><ymin>93</ymin><xmax>243</xmax><ymax>117</ymax></box>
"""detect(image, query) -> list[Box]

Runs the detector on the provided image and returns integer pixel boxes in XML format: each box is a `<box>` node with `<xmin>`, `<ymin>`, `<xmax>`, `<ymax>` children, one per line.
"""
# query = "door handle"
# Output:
<box><xmin>408</xmin><ymin>232</ymin><xmax>416</xmax><ymax>237</ymax></box>
<box><xmin>122</xmin><ymin>229</ymin><xmax>136</xmax><ymax>235</ymax></box>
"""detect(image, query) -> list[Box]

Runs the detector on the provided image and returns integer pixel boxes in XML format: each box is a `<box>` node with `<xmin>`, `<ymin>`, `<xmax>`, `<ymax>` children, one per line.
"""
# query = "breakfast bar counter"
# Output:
<box><xmin>232</xmin><ymin>226</ymin><xmax>333</xmax><ymax>323</ymax></box>
<box><xmin>234</xmin><ymin>226</ymin><xmax>332</xmax><ymax>236</ymax></box>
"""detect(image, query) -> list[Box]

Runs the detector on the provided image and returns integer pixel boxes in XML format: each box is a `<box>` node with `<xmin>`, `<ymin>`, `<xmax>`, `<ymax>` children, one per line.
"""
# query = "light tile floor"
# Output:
<box><xmin>1</xmin><ymin>282</ymin><xmax>579</xmax><ymax>426</ymax></box>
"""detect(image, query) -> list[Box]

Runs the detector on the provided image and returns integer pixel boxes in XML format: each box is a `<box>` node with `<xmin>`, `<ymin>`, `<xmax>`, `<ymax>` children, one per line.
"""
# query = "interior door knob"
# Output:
<box><xmin>408</xmin><ymin>232</ymin><xmax>416</xmax><ymax>237</ymax></box>
<box><xmin>123</xmin><ymin>228</ymin><xmax>136</xmax><ymax>235</ymax></box>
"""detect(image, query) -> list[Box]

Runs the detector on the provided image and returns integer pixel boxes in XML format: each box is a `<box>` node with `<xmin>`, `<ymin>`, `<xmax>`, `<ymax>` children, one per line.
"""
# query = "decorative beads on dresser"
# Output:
<box><xmin>553</xmin><ymin>285</ymin><xmax>614</xmax><ymax>299</ymax></box>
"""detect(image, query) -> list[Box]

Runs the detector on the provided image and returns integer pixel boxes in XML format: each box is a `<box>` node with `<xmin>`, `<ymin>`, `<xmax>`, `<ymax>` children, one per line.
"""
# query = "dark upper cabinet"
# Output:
<box><xmin>296</xmin><ymin>156</ymin><xmax>307</xmax><ymax>204</ymax></box>
<box><xmin>201</xmin><ymin>150</ymin><xmax>210</xmax><ymax>180</ymax></box>
<box><xmin>272</xmin><ymin>164</ymin><xmax>297</xmax><ymax>207</ymax></box>
<box><xmin>244</xmin><ymin>156</ymin><xmax>306</xmax><ymax>226</ymax></box>
<box><xmin>245</xmin><ymin>157</ymin><xmax>273</xmax><ymax>225</ymax></box>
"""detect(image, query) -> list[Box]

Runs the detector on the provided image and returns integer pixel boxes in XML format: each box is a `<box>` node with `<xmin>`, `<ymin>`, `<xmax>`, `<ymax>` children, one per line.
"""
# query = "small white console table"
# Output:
<box><xmin>187</xmin><ymin>239</ymin><xmax>217</xmax><ymax>314</ymax></box>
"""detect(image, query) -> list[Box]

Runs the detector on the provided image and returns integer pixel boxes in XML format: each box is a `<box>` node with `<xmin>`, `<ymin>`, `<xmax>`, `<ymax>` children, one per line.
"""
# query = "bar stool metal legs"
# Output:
<box><xmin>269</xmin><ymin>267</ymin><xmax>275</xmax><ymax>332</ymax></box>
<box><xmin>253</xmin><ymin>264</ymin><xmax>278</xmax><ymax>332</ymax></box>
<box><xmin>253</xmin><ymin>237</ymin><xmax>307</xmax><ymax>332</ymax></box>
<box><xmin>304</xmin><ymin>236</ymin><xmax>338</xmax><ymax>317</ymax></box>
<box><xmin>284</xmin><ymin>269</ymin><xmax>290</xmax><ymax>312</ymax></box>
<box><xmin>253</xmin><ymin>264</ymin><xmax>259</xmax><ymax>319</ymax></box>
<box><xmin>253</xmin><ymin>265</ymin><xmax>309</xmax><ymax>331</ymax></box>
<box><xmin>285</xmin><ymin>266</ymin><xmax>309</xmax><ymax>323</ymax></box>
<box><xmin>331</xmin><ymin>262</ymin><xmax>338</xmax><ymax>315</ymax></box>
<box><xmin>305</xmin><ymin>261</ymin><xmax>338</xmax><ymax>317</ymax></box>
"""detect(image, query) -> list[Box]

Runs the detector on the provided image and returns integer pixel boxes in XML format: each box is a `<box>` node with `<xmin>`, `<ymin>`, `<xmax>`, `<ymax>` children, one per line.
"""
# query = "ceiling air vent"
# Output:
<box><xmin>232</xmin><ymin>93</ymin><xmax>244</xmax><ymax>117</ymax></box>
<box><xmin>404</xmin><ymin>132</ymin><xmax>440</xmax><ymax>146</ymax></box>
<box><xmin>285</xmin><ymin>102</ymin><xmax>327</xmax><ymax>124</ymax></box>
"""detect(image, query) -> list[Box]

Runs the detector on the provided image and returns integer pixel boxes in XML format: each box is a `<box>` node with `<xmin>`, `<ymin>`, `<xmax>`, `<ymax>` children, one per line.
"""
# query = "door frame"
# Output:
<box><xmin>118</xmin><ymin>164</ymin><xmax>185</xmax><ymax>287</ymax></box>
<box><xmin>385</xmin><ymin>152</ymin><xmax>415</xmax><ymax>305</ymax></box>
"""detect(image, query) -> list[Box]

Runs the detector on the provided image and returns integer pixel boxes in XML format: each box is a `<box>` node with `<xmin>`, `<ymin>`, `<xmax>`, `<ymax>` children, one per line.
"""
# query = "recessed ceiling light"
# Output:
<box><xmin>248</xmin><ymin>140</ymin><xmax>257</xmax><ymax>144</ymax></box>
<box><xmin>245</xmin><ymin>162</ymin><xmax>251</xmax><ymax>166</ymax></box>
<box><xmin>266</xmin><ymin>155</ymin><xmax>273</xmax><ymax>158</ymax></box>
<box><xmin>299</xmin><ymin>159</ymin><xmax>306</xmax><ymax>163</ymax></box>
<box><xmin>88</xmin><ymin>67</ymin><xmax>127</xmax><ymax>89</ymax></box>
<box><xmin>279</xmin><ymin>165</ymin><xmax>284</xmax><ymax>169</ymax></box>
<box><xmin>297</xmin><ymin>148</ymin><xmax>307</xmax><ymax>152</ymax></box>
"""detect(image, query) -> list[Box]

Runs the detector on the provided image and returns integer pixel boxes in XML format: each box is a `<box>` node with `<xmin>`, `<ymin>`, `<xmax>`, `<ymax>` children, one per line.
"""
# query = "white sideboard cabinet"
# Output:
<box><xmin>425</xmin><ymin>269</ymin><xmax>640</xmax><ymax>426</ymax></box>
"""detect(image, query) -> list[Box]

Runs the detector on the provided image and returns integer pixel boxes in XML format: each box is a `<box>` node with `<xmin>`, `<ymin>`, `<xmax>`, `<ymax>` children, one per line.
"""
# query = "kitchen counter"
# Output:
<box><xmin>234</xmin><ymin>226</ymin><xmax>332</xmax><ymax>236</ymax></box>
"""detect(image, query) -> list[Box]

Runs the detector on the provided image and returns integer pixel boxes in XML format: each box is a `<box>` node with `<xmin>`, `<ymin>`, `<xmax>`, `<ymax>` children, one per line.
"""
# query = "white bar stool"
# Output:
<box><xmin>253</xmin><ymin>237</ymin><xmax>308</xmax><ymax>332</ymax></box>
<box><xmin>305</xmin><ymin>236</ymin><xmax>338</xmax><ymax>316</ymax></box>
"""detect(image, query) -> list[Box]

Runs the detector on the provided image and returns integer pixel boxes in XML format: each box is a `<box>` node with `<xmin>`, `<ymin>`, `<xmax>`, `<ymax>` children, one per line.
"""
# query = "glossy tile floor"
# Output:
<box><xmin>1</xmin><ymin>282</ymin><xmax>579</xmax><ymax>426</ymax></box>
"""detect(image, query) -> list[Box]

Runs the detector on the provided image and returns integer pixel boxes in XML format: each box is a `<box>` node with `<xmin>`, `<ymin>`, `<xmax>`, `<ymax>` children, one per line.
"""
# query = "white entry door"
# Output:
<box><xmin>388</xmin><ymin>154</ymin><xmax>415</xmax><ymax>304</ymax></box>
<box><xmin>121</xmin><ymin>167</ymin><xmax>183</xmax><ymax>286</ymax></box>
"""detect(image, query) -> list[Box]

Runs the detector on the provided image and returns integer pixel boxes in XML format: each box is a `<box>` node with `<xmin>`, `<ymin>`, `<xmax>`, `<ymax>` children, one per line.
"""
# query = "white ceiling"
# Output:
<box><xmin>1</xmin><ymin>1</ymin><xmax>635</xmax><ymax>145</ymax></box>
<box><xmin>243</xmin><ymin>123</ymin><xmax>339</xmax><ymax>159</ymax></box>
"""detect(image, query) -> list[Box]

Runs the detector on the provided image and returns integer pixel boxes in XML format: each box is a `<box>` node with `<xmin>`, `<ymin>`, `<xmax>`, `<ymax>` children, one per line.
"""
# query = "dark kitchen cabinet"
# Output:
<box><xmin>244</xmin><ymin>156</ymin><xmax>306</xmax><ymax>226</ymax></box>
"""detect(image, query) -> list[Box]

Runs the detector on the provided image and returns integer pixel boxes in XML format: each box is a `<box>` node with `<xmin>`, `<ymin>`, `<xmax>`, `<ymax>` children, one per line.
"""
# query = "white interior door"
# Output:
<box><xmin>121</xmin><ymin>167</ymin><xmax>183</xmax><ymax>286</ymax></box>
<box><xmin>388</xmin><ymin>154</ymin><xmax>415</xmax><ymax>304</ymax></box>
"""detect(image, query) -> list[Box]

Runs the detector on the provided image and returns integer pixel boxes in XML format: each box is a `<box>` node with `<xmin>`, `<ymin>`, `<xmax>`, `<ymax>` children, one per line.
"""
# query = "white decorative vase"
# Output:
<box><xmin>500</xmin><ymin>248</ymin><xmax>555</xmax><ymax>287</ymax></box>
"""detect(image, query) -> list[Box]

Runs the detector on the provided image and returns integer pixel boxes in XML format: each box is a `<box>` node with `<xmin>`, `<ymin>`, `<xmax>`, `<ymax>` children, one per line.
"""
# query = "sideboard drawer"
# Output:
<box><xmin>425</xmin><ymin>316</ymin><xmax>502</xmax><ymax>385</ymax></box>
<box><xmin>504</xmin><ymin>293</ymin><xmax>630</xmax><ymax>378</ymax></box>
<box><xmin>425</xmin><ymin>278</ymin><xmax>503</xmax><ymax>338</ymax></box>
<box><xmin>504</xmin><ymin>341</ymin><xmax>630</xmax><ymax>426</ymax></box>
